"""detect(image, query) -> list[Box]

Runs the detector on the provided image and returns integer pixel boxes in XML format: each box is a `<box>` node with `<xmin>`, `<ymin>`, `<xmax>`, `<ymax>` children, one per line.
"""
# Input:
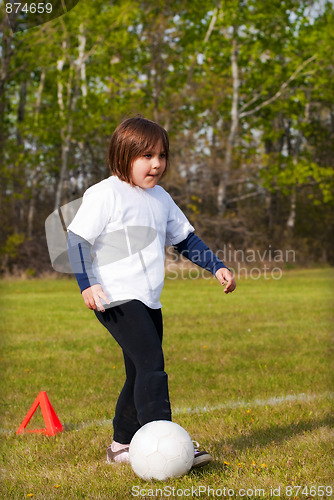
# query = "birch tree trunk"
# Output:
<box><xmin>54</xmin><ymin>26</ymin><xmax>86</xmax><ymax>209</ymax></box>
<box><xmin>11</xmin><ymin>80</ymin><xmax>27</xmax><ymax>233</ymax></box>
<box><xmin>27</xmin><ymin>70</ymin><xmax>46</xmax><ymax>237</ymax></box>
<box><xmin>54</xmin><ymin>41</ymin><xmax>68</xmax><ymax>210</ymax></box>
<box><xmin>286</xmin><ymin>188</ymin><xmax>296</xmax><ymax>229</ymax></box>
<box><xmin>285</xmin><ymin>98</ymin><xmax>311</xmax><ymax>232</ymax></box>
<box><xmin>77</xmin><ymin>23</ymin><xmax>87</xmax><ymax>109</ymax></box>
<box><xmin>217</xmin><ymin>31</ymin><xmax>239</xmax><ymax>214</ymax></box>
<box><xmin>0</xmin><ymin>16</ymin><xmax>14</xmax><ymax>222</ymax></box>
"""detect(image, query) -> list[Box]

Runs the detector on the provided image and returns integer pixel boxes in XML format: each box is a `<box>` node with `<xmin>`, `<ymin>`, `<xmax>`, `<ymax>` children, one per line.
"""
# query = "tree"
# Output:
<box><xmin>1</xmin><ymin>0</ymin><xmax>333</xmax><ymax>273</ymax></box>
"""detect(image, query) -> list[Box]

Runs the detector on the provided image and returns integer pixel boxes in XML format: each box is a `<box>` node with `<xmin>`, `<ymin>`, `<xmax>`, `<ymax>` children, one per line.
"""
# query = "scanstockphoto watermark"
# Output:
<box><xmin>165</xmin><ymin>245</ymin><xmax>296</xmax><ymax>281</ymax></box>
<box><xmin>131</xmin><ymin>484</ymin><xmax>333</xmax><ymax>497</ymax></box>
<box><xmin>131</xmin><ymin>485</ymin><xmax>267</xmax><ymax>497</ymax></box>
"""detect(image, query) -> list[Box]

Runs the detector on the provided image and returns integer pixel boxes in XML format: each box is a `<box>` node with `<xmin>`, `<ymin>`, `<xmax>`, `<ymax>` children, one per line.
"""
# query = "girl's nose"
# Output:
<box><xmin>153</xmin><ymin>156</ymin><xmax>161</xmax><ymax>169</ymax></box>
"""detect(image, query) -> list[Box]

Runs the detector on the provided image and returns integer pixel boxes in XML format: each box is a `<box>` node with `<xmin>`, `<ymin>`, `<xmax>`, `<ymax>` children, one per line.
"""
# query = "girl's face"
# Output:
<box><xmin>131</xmin><ymin>140</ymin><xmax>167</xmax><ymax>189</ymax></box>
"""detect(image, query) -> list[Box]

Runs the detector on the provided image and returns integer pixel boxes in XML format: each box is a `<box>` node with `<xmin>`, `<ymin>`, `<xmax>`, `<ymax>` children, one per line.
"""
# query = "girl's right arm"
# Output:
<box><xmin>67</xmin><ymin>231</ymin><xmax>110</xmax><ymax>312</ymax></box>
<box><xmin>81</xmin><ymin>284</ymin><xmax>110</xmax><ymax>312</ymax></box>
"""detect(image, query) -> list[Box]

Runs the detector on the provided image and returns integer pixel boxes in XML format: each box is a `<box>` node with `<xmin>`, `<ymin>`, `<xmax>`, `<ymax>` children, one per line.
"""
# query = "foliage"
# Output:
<box><xmin>0</xmin><ymin>0</ymin><xmax>333</xmax><ymax>269</ymax></box>
<box><xmin>0</xmin><ymin>232</ymin><xmax>25</xmax><ymax>272</ymax></box>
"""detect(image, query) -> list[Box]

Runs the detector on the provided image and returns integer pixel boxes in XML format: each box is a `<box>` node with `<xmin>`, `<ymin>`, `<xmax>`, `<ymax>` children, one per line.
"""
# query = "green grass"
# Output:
<box><xmin>0</xmin><ymin>269</ymin><xmax>333</xmax><ymax>499</ymax></box>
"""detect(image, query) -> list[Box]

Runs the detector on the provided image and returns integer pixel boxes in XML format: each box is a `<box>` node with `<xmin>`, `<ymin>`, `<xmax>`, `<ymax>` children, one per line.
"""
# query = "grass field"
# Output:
<box><xmin>0</xmin><ymin>268</ymin><xmax>333</xmax><ymax>499</ymax></box>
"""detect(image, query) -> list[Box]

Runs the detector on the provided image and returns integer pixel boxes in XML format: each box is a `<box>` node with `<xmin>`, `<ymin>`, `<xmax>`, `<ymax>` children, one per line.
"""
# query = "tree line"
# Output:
<box><xmin>0</xmin><ymin>0</ymin><xmax>333</xmax><ymax>275</ymax></box>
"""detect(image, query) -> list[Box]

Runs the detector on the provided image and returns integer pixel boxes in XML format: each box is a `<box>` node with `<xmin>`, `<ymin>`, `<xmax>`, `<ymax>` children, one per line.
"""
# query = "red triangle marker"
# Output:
<box><xmin>16</xmin><ymin>391</ymin><xmax>63</xmax><ymax>436</ymax></box>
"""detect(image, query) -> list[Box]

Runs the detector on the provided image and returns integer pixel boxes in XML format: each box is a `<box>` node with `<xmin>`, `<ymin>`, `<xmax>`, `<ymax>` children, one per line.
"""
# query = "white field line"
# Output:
<box><xmin>173</xmin><ymin>391</ymin><xmax>334</xmax><ymax>415</ymax></box>
<box><xmin>3</xmin><ymin>391</ymin><xmax>332</xmax><ymax>435</ymax></box>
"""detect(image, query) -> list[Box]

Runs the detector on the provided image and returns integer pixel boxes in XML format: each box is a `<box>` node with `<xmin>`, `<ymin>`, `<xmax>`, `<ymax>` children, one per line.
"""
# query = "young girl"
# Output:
<box><xmin>67</xmin><ymin>116</ymin><xmax>236</xmax><ymax>467</ymax></box>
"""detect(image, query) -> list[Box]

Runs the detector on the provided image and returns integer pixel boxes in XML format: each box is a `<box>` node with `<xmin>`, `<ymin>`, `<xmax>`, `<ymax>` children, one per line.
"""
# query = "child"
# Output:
<box><xmin>67</xmin><ymin>116</ymin><xmax>236</xmax><ymax>467</ymax></box>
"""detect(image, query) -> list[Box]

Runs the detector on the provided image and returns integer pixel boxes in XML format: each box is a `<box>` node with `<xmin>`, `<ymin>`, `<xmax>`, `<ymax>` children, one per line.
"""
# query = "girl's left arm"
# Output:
<box><xmin>214</xmin><ymin>267</ymin><xmax>236</xmax><ymax>294</ymax></box>
<box><xmin>174</xmin><ymin>233</ymin><xmax>236</xmax><ymax>294</ymax></box>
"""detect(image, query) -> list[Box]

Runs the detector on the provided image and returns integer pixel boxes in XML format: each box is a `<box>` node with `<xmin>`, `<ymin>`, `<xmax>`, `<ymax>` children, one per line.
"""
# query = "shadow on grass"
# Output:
<box><xmin>189</xmin><ymin>461</ymin><xmax>229</xmax><ymax>477</ymax></box>
<box><xmin>216</xmin><ymin>414</ymin><xmax>334</xmax><ymax>453</ymax></box>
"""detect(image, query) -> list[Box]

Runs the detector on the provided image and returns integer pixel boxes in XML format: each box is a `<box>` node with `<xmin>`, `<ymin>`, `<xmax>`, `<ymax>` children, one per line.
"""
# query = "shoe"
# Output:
<box><xmin>106</xmin><ymin>443</ymin><xmax>130</xmax><ymax>464</ymax></box>
<box><xmin>192</xmin><ymin>441</ymin><xmax>212</xmax><ymax>468</ymax></box>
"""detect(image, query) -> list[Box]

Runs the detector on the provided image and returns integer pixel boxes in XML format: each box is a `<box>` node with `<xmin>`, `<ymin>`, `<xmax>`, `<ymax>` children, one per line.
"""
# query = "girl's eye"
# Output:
<box><xmin>143</xmin><ymin>153</ymin><xmax>166</xmax><ymax>159</ymax></box>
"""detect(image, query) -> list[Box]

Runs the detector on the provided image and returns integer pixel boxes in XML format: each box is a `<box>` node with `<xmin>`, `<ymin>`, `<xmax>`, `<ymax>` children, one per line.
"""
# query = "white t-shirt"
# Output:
<box><xmin>67</xmin><ymin>176</ymin><xmax>194</xmax><ymax>309</ymax></box>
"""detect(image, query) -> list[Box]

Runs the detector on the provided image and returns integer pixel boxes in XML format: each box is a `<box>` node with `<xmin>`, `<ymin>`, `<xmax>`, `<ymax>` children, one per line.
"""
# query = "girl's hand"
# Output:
<box><xmin>215</xmin><ymin>268</ymin><xmax>236</xmax><ymax>294</ymax></box>
<box><xmin>81</xmin><ymin>284</ymin><xmax>110</xmax><ymax>312</ymax></box>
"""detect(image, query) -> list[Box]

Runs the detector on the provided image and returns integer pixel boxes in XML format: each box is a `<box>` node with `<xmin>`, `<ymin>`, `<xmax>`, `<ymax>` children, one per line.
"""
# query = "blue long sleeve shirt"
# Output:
<box><xmin>67</xmin><ymin>231</ymin><xmax>227</xmax><ymax>293</ymax></box>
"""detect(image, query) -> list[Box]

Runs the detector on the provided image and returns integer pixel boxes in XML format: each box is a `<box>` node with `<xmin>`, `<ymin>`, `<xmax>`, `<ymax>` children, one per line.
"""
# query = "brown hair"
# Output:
<box><xmin>107</xmin><ymin>116</ymin><xmax>170</xmax><ymax>184</ymax></box>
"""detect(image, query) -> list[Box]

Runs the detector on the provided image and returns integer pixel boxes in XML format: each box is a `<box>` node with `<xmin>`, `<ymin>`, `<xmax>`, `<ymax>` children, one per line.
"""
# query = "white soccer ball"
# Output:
<box><xmin>129</xmin><ymin>420</ymin><xmax>194</xmax><ymax>480</ymax></box>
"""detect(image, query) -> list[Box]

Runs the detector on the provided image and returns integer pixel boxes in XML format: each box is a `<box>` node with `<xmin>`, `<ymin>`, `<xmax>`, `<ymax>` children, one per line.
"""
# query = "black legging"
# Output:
<box><xmin>95</xmin><ymin>300</ymin><xmax>172</xmax><ymax>444</ymax></box>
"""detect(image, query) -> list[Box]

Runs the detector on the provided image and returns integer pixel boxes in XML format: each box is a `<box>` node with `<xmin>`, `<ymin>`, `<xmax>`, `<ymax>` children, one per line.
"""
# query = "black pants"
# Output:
<box><xmin>95</xmin><ymin>300</ymin><xmax>172</xmax><ymax>444</ymax></box>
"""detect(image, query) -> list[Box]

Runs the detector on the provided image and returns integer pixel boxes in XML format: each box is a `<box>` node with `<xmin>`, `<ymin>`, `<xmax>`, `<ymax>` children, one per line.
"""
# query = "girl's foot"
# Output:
<box><xmin>107</xmin><ymin>440</ymin><xmax>212</xmax><ymax>468</ymax></box>
<box><xmin>192</xmin><ymin>441</ymin><xmax>212</xmax><ymax>467</ymax></box>
<box><xmin>106</xmin><ymin>441</ymin><xmax>130</xmax><ymax>464</ymax></box>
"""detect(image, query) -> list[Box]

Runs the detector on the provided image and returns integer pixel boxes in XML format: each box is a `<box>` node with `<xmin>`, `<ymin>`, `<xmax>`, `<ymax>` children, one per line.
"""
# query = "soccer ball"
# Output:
<box><xmin>129</xmin><ymin>420</ymin><xmax>194</xmax><ymax>480</ymax></box>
